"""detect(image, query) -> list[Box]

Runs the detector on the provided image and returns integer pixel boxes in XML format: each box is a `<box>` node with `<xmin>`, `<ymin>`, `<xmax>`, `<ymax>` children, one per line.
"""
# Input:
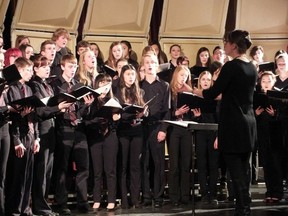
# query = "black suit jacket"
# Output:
<box><xmin>7</xmin><ymin>81</ymin><xmax>39</xmax><ymax>146</ymax></box>
<box><xmin>29</xmin><ymin>76</ymin><xmax>60</xmax><ymax>135</ymax></box>
<box><xmin>203</xmin><ymin>59</ymin><xmax>257</xmax><ymax>153</ymax></box>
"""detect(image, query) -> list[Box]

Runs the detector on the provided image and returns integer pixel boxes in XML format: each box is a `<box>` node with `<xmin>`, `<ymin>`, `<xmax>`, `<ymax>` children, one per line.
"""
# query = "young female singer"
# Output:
<box><xmin>114</xmin><ymin>64</ymin><xmax>148</xmax><ymax>208</ymax></box>
<box><xmin>254</xmin><ymin>71</ymin><xmax>277</xmax><ymax>203</ymax></box>
<box><xmin>267</xmin><ymin>52</ymin><xmax>288</xmax><ymax>203</ymax></box>
<box><xmin>76</xmin><ymin>49</ymin><xmax>99</xmax><ymax>88</ymax></box>
<box><xmin>193</xmin><ymin>71</ymin><xmax>218</xmax><ymax>205</ymax></box>
<box><xmin>85</xmin><ymin>73</ymin><xmax>121</xmax><ymax>211</ymax></box>
<box><xmin>168</xmin><ymin>65</ymin><xmax>193</xmax><ymax>206</ymax></box>
<box><xmin>30</xmin><ymin>55</ymin><xmax>71</xmax><ymax>216</ymax></box>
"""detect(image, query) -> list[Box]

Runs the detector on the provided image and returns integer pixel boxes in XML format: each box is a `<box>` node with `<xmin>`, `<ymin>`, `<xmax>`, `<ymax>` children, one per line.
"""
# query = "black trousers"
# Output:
<box><xmin>6</xmin><ymin>133</ymin><xmax>34</xmax><ymax>216</ymax></box>
<box><xmin>142</xmin><ymin>124</ymin><xmax>165</xmax><ymax>202</ymax></box>
<box><xmin>223</xmin><ymin>152</ymin><xmax>251</xmax><ymax>215</ymax></box>
<box><xmin>266</xmin><ymin>120</ymin><xmax>287</xmax><ymax>199</ymax></box>
<box><xmin>119</xmin><ymin>135</ymin><xmax>143</xmax><ymax>206</ymax></box>
<box><xmin>54</xmin><ymin>125</ymin><xmax>89</xmax><ymax>207</ymax></box>
<box><xmin>195</xmin><ymin>130</ymin><xmax>219</xmax><ymax>198</ymax></box>
<box><xmin>32</xmin><ymin>126</ymin><xmax>56</xmax><ymax>215</ymax></box>
<box><xmin>168</xmin><ymin>126</ymin><xmax>192</xmax><ymax>203</ymax></box>
<box><xmin>0</xmin><ymin>123</ymin><xmax>10</xmax><ymax>216</ymax></box>
<box><xmin>88</xmin><ymin>131</ymin><xmax>118</xmax><ymax>203</ymax></box>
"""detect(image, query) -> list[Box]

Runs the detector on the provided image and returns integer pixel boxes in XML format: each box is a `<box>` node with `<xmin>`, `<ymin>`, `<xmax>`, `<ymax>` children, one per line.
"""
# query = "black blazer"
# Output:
<box><xmin>29</xmin><ymin>76</ymin><xmax>60</xmax><ymax>135</ymax></box>
<box><xmin>203</xmin><ymin>59</ymin><xmax>257</xmax><ymax>153</ymax></box>
<box><xmin>7</xmin><ymin>81</ymin><xmax>39</xmax><ymax>146</ymax></box>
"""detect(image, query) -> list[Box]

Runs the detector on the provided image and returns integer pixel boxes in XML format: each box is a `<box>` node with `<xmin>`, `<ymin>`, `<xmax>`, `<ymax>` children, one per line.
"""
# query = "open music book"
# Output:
<box><xmin>122</xmin><ymin>93</ymin><xmax>158</xmax><ymax>114</ymax></box>
<box><xmin>42</xmin><ymin>85</ymin><xmax>98</xmax><ymax>106</ymax></box>
<box><xmin>103</xmin><ymin>65</ymin><xmax>118</xmax><ymax>78</ymax></box>
<box><xmin>267</xmin><ymin>90</ymin><xmax>288</xmax><ymax>101</ymax></box>
<box><xmin>258</xmin><ymin>62</ymin><xmax>275</xmax><ymax>73</ymax></box>
<box><xmin>95</xmin><ymin>98</ymin><xmax>123</xmax><ymax>117</ymax></box>
<box><xmin>253</xmin><ymin>91</ymin><xmax>277</xmax><ymax>109</ymax></box>
<box><xmin>159</xmin><ymin>63</ymin><xmax>170</xmax><ymax>71</ymax></box>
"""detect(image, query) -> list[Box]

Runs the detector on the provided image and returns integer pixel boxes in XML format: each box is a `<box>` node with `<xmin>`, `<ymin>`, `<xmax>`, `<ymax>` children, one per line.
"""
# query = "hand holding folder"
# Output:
<box><xmin>177</xmin><ymin>91</ymin><xmax>216</xmax><ymax>113</ymax></box>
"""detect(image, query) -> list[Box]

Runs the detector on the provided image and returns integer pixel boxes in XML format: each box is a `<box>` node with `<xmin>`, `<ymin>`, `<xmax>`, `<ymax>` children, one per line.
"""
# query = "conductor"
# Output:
<box><xmin>193</xmin><ymin>30</ymin><xmax>257</xmax><ymax>216</ymax></box>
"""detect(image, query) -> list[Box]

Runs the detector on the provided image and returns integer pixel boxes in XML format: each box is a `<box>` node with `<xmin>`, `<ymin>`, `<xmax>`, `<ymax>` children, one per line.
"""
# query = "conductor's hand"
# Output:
<box><xmin>212</xmin><ymin>68</ymin><xmax>220</xmax><ymax>81</ymax></box>
<box><xmin>214</xmin><ymin>137</ymin><xmax>218</xmax><ymax>150</ymax></box>
<box><xmin>157</xmin><ymin>131</ymin><xmax>166</xmax><ymax>143</ymax></box>
<box><xmin>175</xmin><ymin>105</ymin><xmax>189</xmax><ymax>116</ymax></box>
<box><xmin>265</xmin><ymin>105</ymin><xmax>275</xmax><ymax>116</ymax></box>
<box><xmin>112</xmin><ymin>113</ymin><xmax>121</xmax><ymax>121</ymax></box>
<box><xmin>58</xmin><ymin>101</ymin><xmax>73</xmax><ymax>112</ymax></box>
<box><xmin>255</xmin><ymin>106</ymin><xmax>264</xmax><ymax>116</ymax></box>
<box><xmin>20</xmin><ymin>106</ymin><xmax>34</xmax><ymax>117</ymax></box>
<box><xmin>191</xmin><ymin>108</ymin><xmax>201</xmax><ymax>117</ymax></box>
<box><xmin>83</xmin><ymin>94</ymin><xmax>94</xmax><ymax>106</ymax></box>
<box><xmin>15</xmin><ymin>143</ymin><xmax>26</xmax><ymax>158</ymax></box>
<box><xmin>33</xmin><ymin>139</ymin><xmax>40</xmax><ymax>154</ymax></box>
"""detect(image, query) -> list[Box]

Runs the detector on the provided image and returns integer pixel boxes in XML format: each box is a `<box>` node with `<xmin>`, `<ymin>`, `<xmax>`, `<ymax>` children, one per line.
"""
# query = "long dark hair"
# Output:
<box><xmin>118</xmin><ymin>64</ymin><xmax>145</xmax><ymax>106</ymax></box>
<box><xmin>94</xmin><ymin>73</ymin><xmax>113</xmax><ymax>105</ymax></box>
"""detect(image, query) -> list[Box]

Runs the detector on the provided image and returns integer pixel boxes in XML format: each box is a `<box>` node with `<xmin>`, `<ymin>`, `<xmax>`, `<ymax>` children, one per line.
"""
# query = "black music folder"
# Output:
<box><xmin>253</xmin><ymin>92</ymin><xmax>275</xmax><ymax>109</ymax></box>
<box><xmin>258</xmin><ymin>62</ymin><xmax>275</xmax><ymax>73</ymax></box>
<box><xmin>177</xmin><ymin>91</ymin><xmax>216</xmax><ymax>113</ymax></box>
<box><xmin>69</xmin><ymin>85</ymin><xmax>98</xmax><ymax>99</ymax></box>
<box><xmin>267</xmin><ymin>90</ymin><xmax>288</xmax><ymax>101</ymax></box>
<box><xmin>9</xmin><ymin>95</ymin><xmax>46</xmax><ymax>110</ymax></box>
<box><xmin>41</xmin><ymin>93</ymin><xmax>79</xmax><ymax>106</ymax></box>
<box><xmin>122</xmin><ymin>104</ymin><xmax>145</xmax><ymax>114</ymax></box>
<box><xmin>44</xmin><ymin>85</ymin><xmax>100</xmax><ymax>106</ymax></box>
<box><xmin>157</xmin><ymin>68</ymin><xmax>173</xmax><ymax>83</ymax></box>
<box><xmin>2</xmin><ymin>64</ymin><xmax>22</xmax><ymax>85</ymax></box>
<box><xmin>190</xmin><ymin>66</ymin><xmax>209</xmax><ymax>78</ymax></box>
<box><xmin>122</xmin><ymin>93</ymin><xmax>158</xmax><ymax>114</ymax></box>
<box><xmin>95</xmin><ymin>98</ymin><xmax>123</xmax><ymax>117</ymax></box>
<box><xmin>103</xmin><ymin>65</ymin><xmax>118</xmax><ymax>78</ymax></box>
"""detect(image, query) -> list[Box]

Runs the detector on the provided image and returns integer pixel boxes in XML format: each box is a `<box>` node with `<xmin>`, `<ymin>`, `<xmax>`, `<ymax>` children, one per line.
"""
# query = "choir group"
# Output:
<box><xmin>0</xmin><ymin>28</ymin><xmax>287</xmax><ymax>216</ymax></box>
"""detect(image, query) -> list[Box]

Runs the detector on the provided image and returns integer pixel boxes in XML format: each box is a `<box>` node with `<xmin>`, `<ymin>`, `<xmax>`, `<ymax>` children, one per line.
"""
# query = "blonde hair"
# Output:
<box><xmin>170</xmin><ymin>65</ymin><xmax>192</xmax><ymax>100</ymax></box>
<box><xmin>77</xmin><ymin>49</ymin><xmax>98</xmax><ymax>87</ymax></box>
<box><xmin>197</xmin><ymin>71</ymin><xmax>213</xmax><ymax>90</ymax></box>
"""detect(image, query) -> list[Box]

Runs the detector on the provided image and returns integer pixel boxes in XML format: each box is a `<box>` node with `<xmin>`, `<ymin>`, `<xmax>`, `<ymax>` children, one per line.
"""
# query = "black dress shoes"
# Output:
<box><xmin>154</xmin><ymin>201</ymin><xmax>163</xmax><ymax>208</ymax></box>
<box><xmin>142</xmin><ymin>200</ymin><xmax>152</xmax><ymax>207</ymax></box>
<box><xmin>54</xmin><ymin>204</ymin><xmax>71</xmax><ymax>215</ymax></box>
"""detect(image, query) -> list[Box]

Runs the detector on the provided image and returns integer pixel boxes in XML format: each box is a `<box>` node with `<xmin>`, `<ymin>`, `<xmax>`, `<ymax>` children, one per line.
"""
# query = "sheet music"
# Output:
<box><xmin>160</xmin><ymin>120</ymin><xmax>198</xmax><ymax>128</ymax></box>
